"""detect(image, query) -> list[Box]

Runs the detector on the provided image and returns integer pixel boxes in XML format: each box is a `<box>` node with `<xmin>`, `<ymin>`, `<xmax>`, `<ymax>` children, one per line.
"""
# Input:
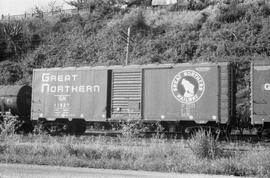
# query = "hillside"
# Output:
<box><xmin>0</xmin><ymin>0</ymin><xmax>269</xmax><ymax>85</ymax></box>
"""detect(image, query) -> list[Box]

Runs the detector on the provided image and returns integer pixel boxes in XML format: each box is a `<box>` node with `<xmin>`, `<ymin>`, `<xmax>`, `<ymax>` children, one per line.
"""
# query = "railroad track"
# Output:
<box><xmin>83</xmin><ymin>129</ymin><xmax>270</xmax><ymax>143</ymax></box>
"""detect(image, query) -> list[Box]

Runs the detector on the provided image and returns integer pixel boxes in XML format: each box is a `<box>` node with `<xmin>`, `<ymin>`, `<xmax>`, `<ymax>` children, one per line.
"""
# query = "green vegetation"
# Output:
<box><xmin>187</xmin><ymin>129</ymin><xmax>222</xmax><ymax>160</ymax></box>
<box><xmin>0</xmin><ymin>133</ymin><xmax>269</xmax><ymax>177</ymax></box>
<box><xmin>0</xmin><ymin>116</ymin><xmax>18</xmax><ymax>139</ymax></box>
<box><xmin>0</xmin><ymin>0</ymin><xmax>269</xmax><ymax>82</ymax></box>
<box><xmin>0</xmin><ymin>118</ymin><xmax>268</xmax><ymax>177</ymax></box>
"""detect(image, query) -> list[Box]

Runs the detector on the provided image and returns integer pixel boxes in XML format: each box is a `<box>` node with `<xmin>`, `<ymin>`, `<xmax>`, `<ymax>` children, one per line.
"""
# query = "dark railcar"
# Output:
<box><xmin>31</xmin><ymin>62</ymin><xmax>235</xmax><ymax>133</ymax></box>
<box><xmin>0</xmin><ymin>85</ymin><xmax>32</xmax><ymax>117</ymax></box>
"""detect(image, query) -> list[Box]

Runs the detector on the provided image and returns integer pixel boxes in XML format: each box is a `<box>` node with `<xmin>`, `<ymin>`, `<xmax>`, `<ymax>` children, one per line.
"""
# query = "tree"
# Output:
<box><xmin>2</xmin><ymin>21</ymin><xmax>27</xmax><ymax>58</ymax></box>
<box><xmin>48</xmin><ymin>0</ymin><xmax>63</xmax><ymax>14</ymax></box>
<box><xmin>32</xmin><ymin>6</ymin><xmax>44</xmax><ymax>18</ymax></box>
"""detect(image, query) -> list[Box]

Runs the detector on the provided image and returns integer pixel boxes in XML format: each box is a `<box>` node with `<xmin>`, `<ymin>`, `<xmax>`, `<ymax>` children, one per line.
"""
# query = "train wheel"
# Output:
<box><xmin>262</xmin><ymin>129</ymin><xmax>270</xmax><ymax>140</ymax></box>
<box><xmin>70</xmin><ymin>119</ymin><xmax>86</xmax><ymax>135</ymax></box>
<box><xmin>17</xmin><ymin>119</ymin><xmax>34</xmax><ymax>134</ymax></box>
<box><xmin>256</xmin><ymin>127</ymin><xmax>263</xmax><ymax>140</ymax></box>
<box><xmin>33</xmin><ymin>119</ymin><xmax>49</xmax><ymax>135</ymax></box>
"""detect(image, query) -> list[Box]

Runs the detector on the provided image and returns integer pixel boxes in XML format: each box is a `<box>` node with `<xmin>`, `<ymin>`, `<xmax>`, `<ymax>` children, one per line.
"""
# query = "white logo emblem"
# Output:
<box><xmin>171</xmin><ymin>70</ymin><xmax>205</xmax><ymax>104</ymax></box>
<box><xmin>264</xmin><ymin>83</ymin><xmax>270</xmax><ymax>90</ymax></box>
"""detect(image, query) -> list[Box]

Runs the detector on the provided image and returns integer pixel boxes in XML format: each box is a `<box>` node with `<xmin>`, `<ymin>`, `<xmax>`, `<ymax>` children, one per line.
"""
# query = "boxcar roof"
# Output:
<box><xmin>33</xmin><ymin>62</ymin><xmax>230</xmax><ymax>72</ymax></box>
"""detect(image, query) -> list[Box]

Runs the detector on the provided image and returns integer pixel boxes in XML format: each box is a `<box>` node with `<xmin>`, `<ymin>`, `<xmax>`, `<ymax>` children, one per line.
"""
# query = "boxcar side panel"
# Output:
<box><xmin>31</xmin><ymin>68</ymin><xmax>107</xmax><ymax>121</ymax></box>
<box><xmin>80</xmin><ymin>69</ymin><xmax>108</xmax><ymax>121</ymax></box>
<box><xmin>251</xmin><ymin>65</ymin><xmax>270</xmax><ymax>124</ymax></box>
<box><xmin>143</xmin><ymin>65</ymin><xmax>219</xmax><ymax>123</ymax></box>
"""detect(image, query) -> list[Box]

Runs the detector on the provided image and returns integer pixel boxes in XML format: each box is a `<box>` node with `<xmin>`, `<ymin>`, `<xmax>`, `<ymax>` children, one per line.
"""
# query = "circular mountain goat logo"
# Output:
<box><xmin>171</xmin><ymin>70</ymin><xmax>205</xmax><ymax>104</ymax></box>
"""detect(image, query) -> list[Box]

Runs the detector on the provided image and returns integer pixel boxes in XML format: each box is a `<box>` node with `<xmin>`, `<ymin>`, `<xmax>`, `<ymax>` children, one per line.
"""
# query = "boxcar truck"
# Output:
<box><xmin>31</xmin><ymin>63</ymin><xmax>235</xmax><ymax>135</ymax></box>
<box><xmin>251</xmin><ymin>61</ymin><xmax>270</xmax><ymax>137</ymax></box>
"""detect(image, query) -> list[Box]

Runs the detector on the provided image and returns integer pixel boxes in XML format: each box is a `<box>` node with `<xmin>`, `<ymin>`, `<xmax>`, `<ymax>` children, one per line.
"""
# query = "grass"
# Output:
<box><xmin>0</xmin><ymin>133</ymin><xmax>269</xmax><ymax>177</ymax></box>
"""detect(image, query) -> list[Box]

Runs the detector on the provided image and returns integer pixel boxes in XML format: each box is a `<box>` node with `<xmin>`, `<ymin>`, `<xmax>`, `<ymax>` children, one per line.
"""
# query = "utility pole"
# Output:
<box><xmin>125</xmin><ymin>26</ymin><xmax>131</xmax><ymax>66</ymax></box>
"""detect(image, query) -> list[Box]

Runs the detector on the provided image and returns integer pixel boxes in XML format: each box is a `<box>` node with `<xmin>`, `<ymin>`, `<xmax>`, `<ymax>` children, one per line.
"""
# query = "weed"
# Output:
<box><xmin>120</xmin><ymin>120</ymin><xmax>147</xmax><ymax>138</ymax></box>
<box><xmin>32</xmin><ymin>122</ymin><xmax>48</xmax><ymax>136</ymax></box>
<box><xmin>0</xmin><ymin>116</ymin><xmax>19</xmax><ymax>139</ymax></box>
<box><xmin>0</xmin><ymin>134</ymin><xmax>269</xmax><ymax>177</ymax></box>
<box><xmin>187</xmin><ymin>129</ymin><xmax>222</xmax><ymax>159</ymax></box>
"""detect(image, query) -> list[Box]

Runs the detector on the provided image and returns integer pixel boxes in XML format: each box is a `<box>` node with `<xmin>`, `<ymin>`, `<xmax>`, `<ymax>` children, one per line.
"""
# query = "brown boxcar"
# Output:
<box><xmin>31</xmin><ymin>67</ymin><xmax>108</xmax><ymax>122</ymax></box>
<box><xmin>143</xmin><ymin>63</ymin><xmax>234</xmax><ymax>123</ymax></box>
<box><xmin>250</xmin><ymin>62</ymin><xmax>270</xmax><ymax>126</ymax></box>
<box><xmin>109</xmin><ymin>63</ymin><xmax>235</xmax><ymax>131</ymax></box>
<box><xmin>31</xmin><ymin>62</ymin><xmax>235</xmax><ymax>133</ymax></box>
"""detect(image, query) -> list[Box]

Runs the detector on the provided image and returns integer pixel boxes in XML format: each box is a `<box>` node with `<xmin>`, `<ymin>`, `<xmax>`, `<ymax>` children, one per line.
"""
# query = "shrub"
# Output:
<box><xmin>216</xmin><ymin>2</ymin><xmax>247</xmax><ymax>23</ymax></box>
<box><xmin>170</xmin><ymin>0</ymin><xmax>216</xmax><ymax>11</ymax></box>
<box><xmin>0</xmin><ymin>21</ymin><xmax>31</xmax><ymax>58</ymax></box>
<box><xmin>0</xmin><ymin>116</ymin><xmax>19</xmax><ymax>139</ymax></box>
<box><xmin>119</xmin><ymin>8</ymin><xmax>150</xmax><ymax>32</ymax></box>
<box><xmin>120</xmin><ymin>120</ymin><xmax>147</xmax><ymax>138</ymax></box>
<box><xmin>187</xmin><ymin>129</ymin><xmax>222</xmax><ymax>159</ymax></box>
<box><xmin>187</xmin><ymin>0</ymin><xmax>216</xmax><ymax>11</ymax></box>
<box><xmin>0</xmin><ymin>61</ymin><xmax>23</xmax><ymax>84</ymax></box>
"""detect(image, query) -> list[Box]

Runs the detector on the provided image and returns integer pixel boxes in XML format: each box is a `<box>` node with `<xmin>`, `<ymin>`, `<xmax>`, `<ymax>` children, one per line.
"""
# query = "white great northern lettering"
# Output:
<box><xmin>41</xmin><ymin>72</ymin><xmax>100</xmax><ymax>93</ymax></box>
<box><xmin>42</xmin><ymin>73</ymin><xmax>78</xmax><ymax>82</ymax></box>
<box><xmin>41</xmin><ymin>84</ymin><xmax>100</xmax><ymax>93</ymax></box>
